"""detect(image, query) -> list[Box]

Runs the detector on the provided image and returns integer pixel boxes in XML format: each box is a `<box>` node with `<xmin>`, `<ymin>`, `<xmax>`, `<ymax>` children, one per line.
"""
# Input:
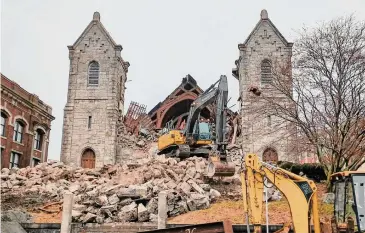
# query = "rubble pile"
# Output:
<box><xmin>117</xmin><ymin>125</ymin><xmax>158</xmax><ymax>150</ymax></box>
<box><xmin>226</xmin><ymin>144</ymin><xmax>244</xmax><ymax>168</ymax></box>
<box><xmin>1</xmin><ymin>156</ymin><xmax>222</xmax><ymax>223</ymax></box>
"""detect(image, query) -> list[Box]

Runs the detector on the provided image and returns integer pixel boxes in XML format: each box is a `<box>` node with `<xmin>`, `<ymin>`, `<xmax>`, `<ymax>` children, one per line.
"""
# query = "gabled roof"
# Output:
<box><xmin>69</xmin><ymin>12</ymin><xmax>122</xmax><ymax>50</ymax></box>
<box><xmin>241</xmin><ymin>9</ymin><xmax>293</xmax><ymax>48</ymax></box>
<box><xmin>148</xmin><ymin>74</ymin><xmax>203</xmax><ymax>116</ymax></box>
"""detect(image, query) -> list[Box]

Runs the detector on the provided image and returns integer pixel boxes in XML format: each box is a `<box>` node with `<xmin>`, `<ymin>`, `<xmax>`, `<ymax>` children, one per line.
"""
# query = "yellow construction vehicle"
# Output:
<box><xmin>330</xmin><ymin>171</ymin><xmax>365</xmax><ymax>233</ymax></box>
<box><xmin>157</xmin><ymin>75</ymin><xmax>235</xmax><ymax>177</ymax></box>
<box><xmin>241</xmin><ymin>153</ymin><xmax>365</xmax><ymax>233</ymax></box>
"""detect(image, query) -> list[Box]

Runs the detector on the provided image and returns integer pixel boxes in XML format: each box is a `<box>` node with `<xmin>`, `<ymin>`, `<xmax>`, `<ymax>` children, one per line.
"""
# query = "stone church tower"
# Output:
<box><xmin>232</xmin><ymin>10</ymin><xmax>294</xmax><ymax>162</ymax></box>
<box><xmin>61</xmin><ymin>12</ymin><xmax>129</xmax><ymax>168</ymax></box>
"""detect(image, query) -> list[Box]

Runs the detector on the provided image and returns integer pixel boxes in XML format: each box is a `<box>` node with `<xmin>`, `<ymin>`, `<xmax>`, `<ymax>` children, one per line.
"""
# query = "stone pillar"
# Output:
<box><xmin>158</xmin><ymin>191</ymin><xmax>167</xmax><ymax>229</ymax></box>
<box><xmin>60</xmin><ymin>193</ymin><xmax>74</xmax><ymax>233</ymax></box>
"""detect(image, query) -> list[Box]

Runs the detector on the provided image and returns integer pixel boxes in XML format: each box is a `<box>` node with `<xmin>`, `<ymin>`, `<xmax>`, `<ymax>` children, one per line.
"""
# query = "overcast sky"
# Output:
<box><xmin>1</xmin><ymin>0</ymin><xmax>364</xmax><ymax>161</ymax></box>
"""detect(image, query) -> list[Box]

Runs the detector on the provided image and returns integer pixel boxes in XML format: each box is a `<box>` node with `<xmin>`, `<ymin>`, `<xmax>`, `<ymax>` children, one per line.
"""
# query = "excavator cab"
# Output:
<box><xmin>331</xmin><ymin>172</ymin><xmax>365</xmax><ymax>233</ymax></box>
<box><xmin>197</xmin><ymin>122</ymin><xmax>212</xmax><ymax>140</ymax></box>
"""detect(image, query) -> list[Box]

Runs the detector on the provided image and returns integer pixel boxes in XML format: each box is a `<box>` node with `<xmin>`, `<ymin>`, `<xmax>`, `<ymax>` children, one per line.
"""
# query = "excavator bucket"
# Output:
<box><xmin>206</xmin><ymin>155</ymin><xmax>235</xmax><ymax>177</ymax></box>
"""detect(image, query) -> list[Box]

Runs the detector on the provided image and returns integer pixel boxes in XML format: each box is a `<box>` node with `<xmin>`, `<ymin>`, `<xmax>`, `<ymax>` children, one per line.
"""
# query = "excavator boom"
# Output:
<box><xmin>242</xmin><ymin>154</ymin><xmax>321</xmax><ymax>233</ymax></box>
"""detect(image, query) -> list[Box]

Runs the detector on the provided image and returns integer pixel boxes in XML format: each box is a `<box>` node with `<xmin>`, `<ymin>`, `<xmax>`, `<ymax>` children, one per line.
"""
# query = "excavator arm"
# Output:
<box><xmin>184</xmin><ymin>75</ymin><xmax>234</xmax><ymax>177</ymax></box>
<box><xmin>242</xmin><ymin>154</ymin><xmax>321</xmax><ymax>233</ymax></box>
<box><xmin>184</xmin><ymin>75</ymin><xmax>228</xmax><ymax>148</ymax></box>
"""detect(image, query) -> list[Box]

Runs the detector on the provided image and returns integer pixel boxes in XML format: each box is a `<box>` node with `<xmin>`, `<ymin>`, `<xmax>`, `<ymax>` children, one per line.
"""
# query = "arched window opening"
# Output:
<box><xmin>263</xmin><ymin>147</ymin><xmax>278</xmax><ymax>163</ymax></box>
<box><xmin>81</xmin><ymin>148</ymin><xmax>95</xmax><ymax>168</ymax></box>
<box><xmin>261</xmin><ymin>59</ymin><xmax>272</xmax><ymax>84</ymax></box>
<box><xmin>34</xmin><ymin>129</ymin><xmax>44</xmax><ymax>150</ymax></box>
<box><xmin>13</xmin><ymin>121</ymin><xmax>24</xmax><ymax>143</ymax></box>
<box><xmin>1</xmin><ymin>112</ymin><xmax>7</xmax><ymax>137</ymax></box>
<box><xmin>88</xmin><ymin>61</ymin><xmax>99</xmax><ymax>86</ymax></box>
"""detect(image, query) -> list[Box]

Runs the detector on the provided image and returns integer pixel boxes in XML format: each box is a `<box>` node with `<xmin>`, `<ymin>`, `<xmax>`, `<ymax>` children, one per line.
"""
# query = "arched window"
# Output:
<box><xmin>1</xmin><ymin>112</ymin><xmax>7</xmax><ymax>137</ymax></box>
<box><xmin>13</xmin><ymin>121</ymin><xmax>24</xmax><ymax>143</ymax></box>
<box><xmin>263</xmin><ymin>147</ymin><xmax>278</xmax><ymax>163</ymax></box>
<box><xmin>88</xmin><ymin>61</ymin><xmax>99</xmax><ymax>86</ymax></box>
<box><xmin>34</xmin><ymin>129</ymin><xmax>44</xmax><ymax>150</ymax></box>
<box><xmin>261</xmin><ymin>59</ymin><xmax>272</xmax><ymax>84</ymax></box>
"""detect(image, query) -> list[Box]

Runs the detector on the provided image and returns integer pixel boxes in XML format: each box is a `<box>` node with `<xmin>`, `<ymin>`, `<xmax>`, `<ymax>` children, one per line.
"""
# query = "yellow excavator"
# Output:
<box><xmin>241</xmin><ymin>153</ymin><xmax>365</xmax><ymax>233</ymax></box>
<box><xmin>157</xmin><ymin>75</ymin><xmax>235</xmax><ymax>177</ymax></box>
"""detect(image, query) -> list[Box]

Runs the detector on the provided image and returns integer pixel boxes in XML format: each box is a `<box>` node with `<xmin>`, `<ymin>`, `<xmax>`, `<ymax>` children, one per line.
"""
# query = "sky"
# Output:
<box><xmin>1</xmin><ymin>0</ymin><xmax>365</xmax><ymax>161</ymax></box>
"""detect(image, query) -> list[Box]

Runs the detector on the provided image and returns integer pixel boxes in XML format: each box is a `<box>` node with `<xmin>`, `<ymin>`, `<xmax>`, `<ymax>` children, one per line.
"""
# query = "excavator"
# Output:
<box><xmin>241</xmin><ymin>153</ymin><xmax>365</xmax><ymax>233</ymax></box>
<box><xmin>157</xmin><ymin>75</ymin><xmax>236</xmax><ymax>177</ymax></box>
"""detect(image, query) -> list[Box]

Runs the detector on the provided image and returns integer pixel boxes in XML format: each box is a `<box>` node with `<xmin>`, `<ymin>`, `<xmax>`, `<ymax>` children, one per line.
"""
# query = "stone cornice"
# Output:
<box><xmin>1</xmin><ymin>86</ymin><xmax>55</xmax><ymax>122</ymax></box>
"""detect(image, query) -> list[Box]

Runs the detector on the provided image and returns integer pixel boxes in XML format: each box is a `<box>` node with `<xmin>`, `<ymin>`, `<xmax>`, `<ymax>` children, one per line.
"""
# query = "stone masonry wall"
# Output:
<box><xmin>238</xmin><ymin>10</ymin><xmax>294</xmax><ymax>161</ymax></box>
<box><xmin>61</xmin><ymin>12</ymin><xmax>127</xmax><ymax>167</ymax></box>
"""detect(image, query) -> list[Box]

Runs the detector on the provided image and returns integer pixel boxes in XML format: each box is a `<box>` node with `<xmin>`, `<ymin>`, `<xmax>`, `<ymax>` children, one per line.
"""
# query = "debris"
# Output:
<box><xmin>322</xmin><ymin>193</ymin><xmax>335</xmax><ymax>204</ymax></box>
<box><xmin>0</xmin><ymin>153</ymin><xmax>240</xmax><ymax>223</ymax></box>
<box><xmin>137</xmin><ymin>203</ymin><xmax>149</xmax><ymax>222</ymax></box>
<box><xmin>83</xmin><ymin>213</ymin><xmax>97</xmax><ymax>223</ymax></box>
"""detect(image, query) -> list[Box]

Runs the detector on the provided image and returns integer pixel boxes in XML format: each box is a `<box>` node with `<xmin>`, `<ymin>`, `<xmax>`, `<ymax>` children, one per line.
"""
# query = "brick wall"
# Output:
<box><xmin>1</xmin><ymin>74</ymin><xmax>55</xmax><ymax>169</ymax></box>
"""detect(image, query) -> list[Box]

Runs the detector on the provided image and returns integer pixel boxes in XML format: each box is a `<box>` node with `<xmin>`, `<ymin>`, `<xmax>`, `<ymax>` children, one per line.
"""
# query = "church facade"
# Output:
<box><xmin>61</xmin><ymin>10</ymin><xmax>295</xmax><ymax>168</ymax></box>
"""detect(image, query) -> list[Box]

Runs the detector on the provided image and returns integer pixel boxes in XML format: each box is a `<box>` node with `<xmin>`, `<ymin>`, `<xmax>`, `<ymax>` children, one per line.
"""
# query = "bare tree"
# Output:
<box><xmin>260</xmin><ymin>15</ymin><xmax>365</xmax><ymax>188</ymax></box>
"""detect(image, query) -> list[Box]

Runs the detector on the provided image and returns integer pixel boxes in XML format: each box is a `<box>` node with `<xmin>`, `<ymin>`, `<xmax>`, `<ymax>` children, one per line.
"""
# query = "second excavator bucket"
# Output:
<box><xmin>206</xmin><ymin>155</ymin><xmax>235</xmax><ymax>177</ymax></box>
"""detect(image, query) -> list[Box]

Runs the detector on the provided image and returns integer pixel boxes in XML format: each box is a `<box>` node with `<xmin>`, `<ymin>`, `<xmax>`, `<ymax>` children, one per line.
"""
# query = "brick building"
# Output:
<box><xmin>1</xmin><ymin>73</ymin><xmax>55</xmax><ymax>168</ymax></box>
<box><xmin>60</xmin><ymin>12</ymin><xmax>129</xmax><ymax>168</ymax></box>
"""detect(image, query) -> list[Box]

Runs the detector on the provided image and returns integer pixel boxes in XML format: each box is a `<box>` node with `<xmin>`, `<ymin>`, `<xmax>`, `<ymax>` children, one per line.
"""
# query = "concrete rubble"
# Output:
<box><xmin>1</xmin><ymin>155</ymin><xmax>224</xmax><ymax>223</ymax></box>
<box><xmin>1</xmin><ymin>136</ymin><xmax>283</xmax><ymax>224</ymax></box>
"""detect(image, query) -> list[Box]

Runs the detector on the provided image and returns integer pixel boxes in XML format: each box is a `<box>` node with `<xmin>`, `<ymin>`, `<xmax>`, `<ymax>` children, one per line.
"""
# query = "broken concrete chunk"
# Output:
<box><xmin>187</xmin><ymin>179</ymin><xmax>205</xmax><ymax>194</ymax></box>
<box><xmin>108</xmin><ymin>194</ymin><xmax>119</xmax><ymax>205</ymax></box>
<box><xmin>146</xmin><ymin>198</ymin><xmax>158</xmax><ymax>214</ymax></box>
<box><xmin>96</xmin><ymin>215</ymin><xmax>104</xmax><ymax>224</ymax></box>
<box><xmin>149</xmin><ymin>213</ymin><xmax>158</xmax><ymax>222</ymax></box>
<box><xmin>166</xmin><ymin>180</ymin><xmax>177</xmax><ymax>189</ymax></box>
<box><xmin>95</xmin><ymin>195</ymin><xmax>109</xmax><ymax>206</ymax></box>
<box><xmin>209</xmin><ymin>189</ymin><xmax>221</xmax><ymax>199</ymax></box>
<box><xmin>72</xmin><ymin>210</ymin><xmax>82</xmax><ymax>218</ymax></box>
<box><xmin>73</xmin><ymin>204</ymin><xmax>87</xmax><ymax>212</ymax></box>
<box><xmin>86</xmin><ymin>189</ymin><xmax>98</xmax><ymax>197</ymax></box>
<box><xmin>137</xmin><ymin>203</ymin><xmax>149</xmax><ymax>222</ymax></box>
<box><xmin>118</xmin><ymin>202</ymin><xmax>137</xmax><ymax>222</ymax></box>
<box><xmin>100</xmin><ymin>205</ymin><xmax>117</xmax><ymax>213</ymax></box>
<box><xmin>179</xmin><ymin>182</ymin><xmax>191</xmax><ymax>194</ymax></box>
<box><xmin>119</xmin><ymin>198</ymin><xmax>133</xmax><ymax>207</ymax></box>
<box><xmin>136</xmin><ymin>140</ymin><xmax>146</xmax><ymax>147</ymax></box>
<box><xmin>185</xmin><ymin>167</ymin><xmax>196</xmax><ymax>178</ymax></box>
<box><xmin>83</xmin><ymin>213</ymin><xmax>97</xmax><ymax>223</ymax></box>
<box><xmin>200</xmin><ymin>184</ymin><xmax>211</xmax><ymax>191</ymax></box>
<box><xmin>68</xmin><ymin>184</ymin><xmax>80</xmax><ymax>193</ymax></box>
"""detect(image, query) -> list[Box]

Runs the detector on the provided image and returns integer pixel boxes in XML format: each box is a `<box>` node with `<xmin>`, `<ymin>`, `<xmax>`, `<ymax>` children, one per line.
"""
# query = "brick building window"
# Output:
<box><xmin>1</xmin><ymin>113</ymin><xmax>7</xmax><ymax>136</ymax></box>
<box><xmin>10</xmin><ymin>151</ymin><xmax>20</xmax><ymax>168</ymax></box>
<box><xmin>34</xmin><ymin>129</ymin><xmax>44</xmax><ymax>150</ymax></box>
<box><xmin>261</xmin><ymin>59</ymin><xmax>272</xmax><ymax>84</ymax></box>
<box><xmin>32</xmin><ymin>158</ymin><xmax>40</xmax><ymax>167</ymax></box>
<box><xmin>88</xmin><ymin>61</ymin><xmax>99</xmax><ymax>86</ymax></box>
<box><xmin>13</xmin><ymin>121</ymin><xmax>24</xmax><ymax>143</ymax></box>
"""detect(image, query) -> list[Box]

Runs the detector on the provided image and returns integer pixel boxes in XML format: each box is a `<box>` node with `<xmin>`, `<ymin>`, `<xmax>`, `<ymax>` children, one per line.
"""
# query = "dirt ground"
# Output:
<box><xmin>168</xmin><ymin>183</ymin><xmax>332</xmax><ymax>225</ymax></box>
<box><xmin>29</xmin><ymin>202</ymin><xmax>63</xmax><ymax>223</ymax></box>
